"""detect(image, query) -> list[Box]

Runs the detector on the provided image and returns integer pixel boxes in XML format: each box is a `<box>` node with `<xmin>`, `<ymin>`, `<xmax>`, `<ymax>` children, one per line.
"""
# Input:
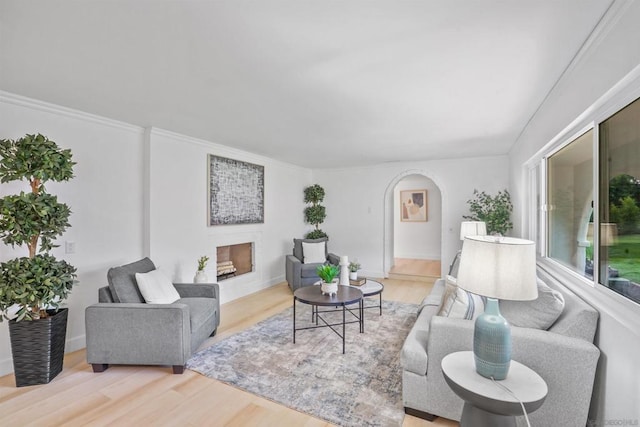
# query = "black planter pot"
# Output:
<box><xmin>8</xmin><ymin>308</ymin><xmax>68</xmax><ymax>387</ymax></box>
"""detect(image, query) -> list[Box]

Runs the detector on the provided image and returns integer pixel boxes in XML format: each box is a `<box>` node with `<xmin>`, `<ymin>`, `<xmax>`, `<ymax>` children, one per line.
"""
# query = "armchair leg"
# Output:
<box><xmin>172</xmin><ymin>365</ymin><xmax>185</xmax><ymax>374</ymax></box>
<box><xmin>92</xmin><ymin>363</ymin><xmax>109</xmax><ymax>373</ymax></box>
<box><xmin>404</xmin><ymin>407</ymin><xmax>437</xmax><ymax>421</ymax></box>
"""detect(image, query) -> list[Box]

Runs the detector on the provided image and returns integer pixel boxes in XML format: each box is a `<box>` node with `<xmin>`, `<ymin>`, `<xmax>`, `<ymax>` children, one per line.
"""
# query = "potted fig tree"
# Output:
<box><xmin>0</xmin><ymin>133</ymin><xmax>77</xmax><ymax>387</ymax></box>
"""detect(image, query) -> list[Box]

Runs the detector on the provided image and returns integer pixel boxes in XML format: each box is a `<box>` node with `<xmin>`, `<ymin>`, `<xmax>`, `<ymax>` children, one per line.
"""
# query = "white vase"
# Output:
<box><xmin>349</xmin><ymin>271</ymin><xmax>358</xmax><ymax>281</ymax></box>
<box><xmin>194</xmin><ymin>270</ymin><xmax>208</xmax><ymax>283</ymax></box>
<box><xmin>321</xmin><ymin>280</ymin><xmax>338</xmax><ymax>295</ymax></box>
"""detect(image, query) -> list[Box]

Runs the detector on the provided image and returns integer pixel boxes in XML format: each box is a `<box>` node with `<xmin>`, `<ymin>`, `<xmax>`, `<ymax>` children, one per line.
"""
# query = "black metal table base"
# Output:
<box><xmin>293</xmin><ymin>299</ymin><xmax>363</xmax><ymax>354</ymax></box>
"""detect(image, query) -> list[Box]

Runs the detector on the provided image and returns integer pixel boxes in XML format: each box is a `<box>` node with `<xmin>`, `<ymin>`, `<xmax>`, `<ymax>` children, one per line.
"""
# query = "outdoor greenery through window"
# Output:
<box><xmin>545</xmin><ymin>97</ymin><xmax>640</xmax><ymax>306</ymax></box>
<box><xmin>598</xmin><ymin>97</ymin><xmax>640</xmax><ymax>304</ymax></box>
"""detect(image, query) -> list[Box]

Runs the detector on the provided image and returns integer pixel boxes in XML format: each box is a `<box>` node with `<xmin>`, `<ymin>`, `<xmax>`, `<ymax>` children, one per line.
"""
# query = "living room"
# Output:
<box><xmin>1</xmin><ymin>1</ymin><xmax>639</xmax><ymax>426</ymax></box>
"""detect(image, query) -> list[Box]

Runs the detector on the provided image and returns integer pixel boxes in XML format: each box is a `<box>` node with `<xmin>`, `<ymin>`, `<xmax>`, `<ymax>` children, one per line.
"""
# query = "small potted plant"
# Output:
<box><xmin>317</xmin><ymin>264</ymin><xmax>339</xmax><ymax>295</ymax></box>
<box><xmin>348</xmin><ymin>261</ymin><xmax>361</xmax><ymax>280</ymax></box>
<box><xmin>194</xmin><ymin>255</ymin><xmax>209</xmax><ymax>283</ymax></box>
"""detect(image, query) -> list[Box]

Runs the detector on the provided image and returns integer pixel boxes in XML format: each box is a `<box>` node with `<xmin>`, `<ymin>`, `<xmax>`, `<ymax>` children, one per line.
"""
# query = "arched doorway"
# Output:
<box><xmin>383</xmin><ymin>170</ymin><xmax>443</xmax><ymax>278</ymax></box>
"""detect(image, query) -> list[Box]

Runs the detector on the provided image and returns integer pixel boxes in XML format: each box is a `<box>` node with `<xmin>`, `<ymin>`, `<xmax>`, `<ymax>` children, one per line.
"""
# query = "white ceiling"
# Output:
<box><xmin>0</xmin><ymin>1</ymin><xmax>613</xmax><ymax>168</ymax></box>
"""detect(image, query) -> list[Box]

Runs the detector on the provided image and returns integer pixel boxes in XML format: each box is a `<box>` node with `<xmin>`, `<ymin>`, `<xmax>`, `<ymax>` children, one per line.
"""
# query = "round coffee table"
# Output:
<box><xmin>350</xmin><ymin>279</ymin><xmax>384</xmax><ymax>314</ymax></box>
<box><xmin>293</xmin><ymin>285</ymin><xmax>363</xmax><ymax>354</ymax></box>
<box><xmin>441</xmin><ymin>351</ymin><xmax>548</xmax><ymax>427</ymax></box>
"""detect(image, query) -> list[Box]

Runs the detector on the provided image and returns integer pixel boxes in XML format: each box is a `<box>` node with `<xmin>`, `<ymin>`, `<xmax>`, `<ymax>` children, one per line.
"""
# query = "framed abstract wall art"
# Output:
<box><xmin>208</xmin><ymin>155</ymin><xmax>264</xmax><ymax>225</ymax></box>
<box><xmin>400</xmin><ymin>189</ymin><xmax>428</xmax><ymax>222</ymax></box>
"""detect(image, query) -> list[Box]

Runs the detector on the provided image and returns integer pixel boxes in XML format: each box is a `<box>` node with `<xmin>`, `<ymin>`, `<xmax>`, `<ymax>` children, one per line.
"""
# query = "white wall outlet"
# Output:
<box><xmin>65</xmin><ymin>241</ymin><xmax>76</xmax><ymax>254</ymax></box>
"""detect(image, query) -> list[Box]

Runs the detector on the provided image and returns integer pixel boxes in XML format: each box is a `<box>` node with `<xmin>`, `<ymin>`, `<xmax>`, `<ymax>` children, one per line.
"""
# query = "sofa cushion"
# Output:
<box><xmin>107</xmin><ymin>257</ymin><xmax>155</xmax><ymax>303</ymax></box>
<box><xmin>500</xmin><ymin>278</ymin><xmax>565</xmax><ymax>330</ymax></box>
<box><xmin>293</xmin><ymin>237</ymin><xmax>328</xmax><ymax>261</ymax></box>
<box><xmin>437</xmin><ymin>275</ymin><xmax>485</xmax><ymax>320</ymax></box>
<box><xmin>301</xmin><ymin>262</ymin><xmax>324</xmax><ymax>278</ymax></box>
<box><xmin>302</xmin><ymin>241</ymin><xmax>326</xmax><ymax>263</ymax></box>
<box><xmin>135</xmin><ymin>269</ymin><xmax>181</xmax><ymax>304</ymax></box>
<box><xmin>418</xmin><ymin>278</ymin><xmax>446</xmax><ymax>314</ymax></box>
<box><xmin>401</xmin><ymin>303</ymin><xmax>439</xmax><ymax>375</ymax></box>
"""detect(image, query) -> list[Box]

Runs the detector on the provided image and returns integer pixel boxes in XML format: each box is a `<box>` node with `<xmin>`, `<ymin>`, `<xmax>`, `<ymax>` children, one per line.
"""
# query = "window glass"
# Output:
<box><xmin>599</xmin><ymin>97</ymin><xmax>640</xmax><ymax>304</ymax></box>
<box><xmin>547</xmin><ymin>130</ymin><xmax>593</xmax><ymax>277</ymax></box>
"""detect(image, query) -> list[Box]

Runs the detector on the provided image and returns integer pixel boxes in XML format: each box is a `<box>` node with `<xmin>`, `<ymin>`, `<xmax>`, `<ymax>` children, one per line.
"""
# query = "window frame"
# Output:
<box><xmin>524</xmin><ymin>64</ymin><xmax>640</xmax><ymax>320</ymax></box>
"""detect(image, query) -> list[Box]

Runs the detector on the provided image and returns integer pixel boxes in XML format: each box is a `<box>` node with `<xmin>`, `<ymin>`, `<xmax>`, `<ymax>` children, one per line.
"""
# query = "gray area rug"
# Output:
<box><xmin>187</xmin><ymin>299</ymin><xmax>419</xmax><ymax>427</ymax></box>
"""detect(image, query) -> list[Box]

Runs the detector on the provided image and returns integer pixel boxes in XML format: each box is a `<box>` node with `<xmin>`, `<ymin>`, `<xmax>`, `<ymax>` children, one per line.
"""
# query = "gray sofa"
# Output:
<box><xmin>85</xmin><ymin>258</ymin><xmax>220</xmax><ymax>374</ymax></box>
<box><xmin>285</xmin><ymin>237</ymin><xmax>340</xmax><ymax>291</ymax></box>
<box><xmin>401</xmin><ymin>270</ymin><xmax>600</xmax><ymax>427</ymax></box>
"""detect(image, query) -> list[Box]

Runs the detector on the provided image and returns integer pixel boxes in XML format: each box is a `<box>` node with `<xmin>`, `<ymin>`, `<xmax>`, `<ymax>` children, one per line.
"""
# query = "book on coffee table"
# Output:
<box><xmin>349</xmin><ymin>278</ymin><xmax>367</xmax><ymax>286</ymax></box>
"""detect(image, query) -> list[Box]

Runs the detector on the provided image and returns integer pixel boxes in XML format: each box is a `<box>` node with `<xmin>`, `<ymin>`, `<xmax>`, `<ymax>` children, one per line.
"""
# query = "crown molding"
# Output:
<box><xmin>0</xmin><ymin>90</ymin><xmax>144</xmax><ymax>133</ymax></box>
<box><xmin>148</xmin><ymin>127</ymin><xmax>309</xmax><ymax>172</ymax></box>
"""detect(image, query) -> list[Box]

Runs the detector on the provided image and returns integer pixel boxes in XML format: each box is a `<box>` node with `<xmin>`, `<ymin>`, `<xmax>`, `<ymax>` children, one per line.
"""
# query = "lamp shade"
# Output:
<box><xmin>459</xmin><ymin>221</ymin><xmax>487</xmax><ymax>241</ymax></box>
<box><xmin>457</xmin><ymin>236</ymin><xmax>538</xmax><ymax>301</ymax></box>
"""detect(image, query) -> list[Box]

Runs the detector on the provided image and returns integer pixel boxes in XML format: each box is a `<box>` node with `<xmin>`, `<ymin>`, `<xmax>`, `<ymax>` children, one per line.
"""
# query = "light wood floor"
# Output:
<box><xmin>0</xmin><ymin>279</ymin><xmax>457</xmax><ymax>427</ymax></box>
<box><xmin>389</xmin><ymin>258</ymin><xmax>441</xmax><ymax>279</ymax></box>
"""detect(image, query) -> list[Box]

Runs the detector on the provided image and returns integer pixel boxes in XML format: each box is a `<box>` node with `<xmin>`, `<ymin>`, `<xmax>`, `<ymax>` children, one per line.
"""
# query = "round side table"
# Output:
<box><xmin>441</xmin><ymin>351</ymin><xmax>547</xmax><ymax>427</ymax></box>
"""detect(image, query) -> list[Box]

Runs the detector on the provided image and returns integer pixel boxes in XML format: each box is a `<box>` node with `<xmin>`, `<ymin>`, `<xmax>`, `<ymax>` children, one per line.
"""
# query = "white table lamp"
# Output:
<box><xmin>460</xmin><ymin>221</ymin><xmax>487</xmax><ymax>241</ymax></box>
<box><xmin>456</xmin><ymin>236</ymin><xmax>537</xmax><ymax>380</ymax></box>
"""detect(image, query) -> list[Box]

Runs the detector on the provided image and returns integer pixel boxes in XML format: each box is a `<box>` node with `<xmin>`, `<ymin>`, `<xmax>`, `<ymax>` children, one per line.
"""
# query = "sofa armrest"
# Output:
<box><xmin>173</xmin><ymin>282</ymin><xmax>220</xmax><ymax>299</ymax></box>
<box><xmin>286</xmin><ymin>255</ymin><xmax>302</xmax><ymax>290</ymax></box>
<box><xmin>85</xmin><ymin>302</ymin><xmax>191</xmax><ymax>366</ymax></box>
<box><xmin>327</xmin><ymin>253</ymin><xmax>340</xmax><ymax>265</ymax></box>
<box><xmin>425</xmin><ymin>316</ymin><xmax>600</xmax><ymax>427</ymax></box>
<box><xmin>510</xmin><ymin>328</ymin><xmax>600</xmax><ymax>427</ymax></box>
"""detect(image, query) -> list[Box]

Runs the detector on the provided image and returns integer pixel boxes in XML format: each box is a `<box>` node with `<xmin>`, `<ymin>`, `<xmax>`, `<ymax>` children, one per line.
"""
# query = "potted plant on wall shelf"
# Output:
<box><xmin>0</xmin><ymin>134</ymin><xmax>77</xmax><ymax>387</ymax></box>
<box><xmin>194</xmin><ymin>255</ymin><xmax>209</xmax><ymax>283</ymax></box>
<box><xmin>317</xmin><ymin>264</ymin><xmax>339</xmax><ymax>296</ymax></box>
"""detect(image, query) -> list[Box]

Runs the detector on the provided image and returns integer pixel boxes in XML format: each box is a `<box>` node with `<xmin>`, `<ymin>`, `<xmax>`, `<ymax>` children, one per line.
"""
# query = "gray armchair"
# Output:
<box><xmin>85</xmin><ymin>258</ymin><xmax>220</xmax><ymax>374</ymax></box>
<box><xmin>285</xmin><ymin>237</ymin><xmax>340</xmax><ymax>291</ymax></box>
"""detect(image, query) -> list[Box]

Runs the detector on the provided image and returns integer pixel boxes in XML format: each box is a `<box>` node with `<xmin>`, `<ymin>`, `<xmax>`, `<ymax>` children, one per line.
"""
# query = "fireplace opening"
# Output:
<box><xmin>216</xmin><ymin>242</ymin><xmax>253</xmax><ymax>281</ymax></box>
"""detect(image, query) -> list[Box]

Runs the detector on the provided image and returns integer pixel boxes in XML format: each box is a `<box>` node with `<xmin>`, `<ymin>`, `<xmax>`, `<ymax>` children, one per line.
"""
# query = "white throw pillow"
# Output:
<box><xmin>135</xmin><ymin>269</ymin><xmax>180</xmax><ymax>304</ymax></box>
<box><xmin>302</xmin><ymin>241</ymin><xmax>326</xmax><ymax>264</ymax></box>
<box><xmin>438</xmin><ymin>275</ymin><xmax>485</xmax><ymax>320</ymax></box>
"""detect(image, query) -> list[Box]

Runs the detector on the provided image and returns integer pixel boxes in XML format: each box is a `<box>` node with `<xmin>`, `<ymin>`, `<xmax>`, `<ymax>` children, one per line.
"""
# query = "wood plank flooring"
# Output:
<box><xmin>388</xmin><ymin>258</ymin><xmax>442</xmax><ymax>282</ymax></box>
<box><xmin>0</xmin><ymin>276</ymin><xmax>457</xmax><ymax>427</ymax></box>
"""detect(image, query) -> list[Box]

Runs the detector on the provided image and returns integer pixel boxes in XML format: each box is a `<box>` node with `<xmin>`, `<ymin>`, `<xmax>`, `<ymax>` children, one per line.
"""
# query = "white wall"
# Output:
<box><xmin>0</xmin><ymin>93</ymin><xmax>310</xmax><ymax>377</ymax></box>
<box><xmin>393</xmin><ymin>175</ymin><xmax>442</xmax><ymax>260</ymax></box>
<box><xmin>146</xmin><ymin>128</ymin><xmax>310</xmax><ymax>303</ymax></box>
<box><xmin>313</xmin><ymin>155</ymin><xmax>509</xmax><ymax>279</ymax></box>
<box><xmin>0</xmin><ymin>92</ymin><xmax>146</xmax><ymax>377</ymax></box>
<box><xmin>508</xmin><ymin>1</ymin><xmax>640</xmax><ymax>423</ymax></box>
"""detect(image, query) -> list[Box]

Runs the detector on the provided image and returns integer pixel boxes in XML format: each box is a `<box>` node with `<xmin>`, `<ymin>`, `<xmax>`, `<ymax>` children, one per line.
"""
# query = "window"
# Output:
<box><xmin>539</xmin><ymin>96</ymin><xmax>640</xmax><ymax>306</ymax></box>
<box><xmin>547</xmin><ymin>130</ymin><xmax>593</xmax><ymax>277</ymax></box>
<box><xmin>598</xmin><ymin>98</ymin><xmax>640</xmax><ymax>304</ymax></box>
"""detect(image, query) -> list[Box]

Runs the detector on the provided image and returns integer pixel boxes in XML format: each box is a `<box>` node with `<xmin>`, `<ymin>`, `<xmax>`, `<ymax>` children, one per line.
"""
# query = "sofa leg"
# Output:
<box><xmin>404</xmin><ymin>407</ymin><xmax>437</xmax><ymax>421</ymax></box>
<box><xmin>210</xmin><ymin>328</ymin><xmax>217</xmax><ymax>337</ymax></box>
<box><xmin>172</xmin><ymin>365</ymin><xmax>185</xmax><ymax>374</ymax></box>
<box><xmin>92</xmin><ymin>363</ymin><xmax>109</xmax><ymax>373</ymax></box>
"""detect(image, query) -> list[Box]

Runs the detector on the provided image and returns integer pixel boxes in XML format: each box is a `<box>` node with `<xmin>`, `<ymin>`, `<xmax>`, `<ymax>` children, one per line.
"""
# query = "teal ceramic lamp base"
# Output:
<box><xmin>473</xmin><ymin>297</ymin><xmax>511</xmax><ymax>380</ymax></box>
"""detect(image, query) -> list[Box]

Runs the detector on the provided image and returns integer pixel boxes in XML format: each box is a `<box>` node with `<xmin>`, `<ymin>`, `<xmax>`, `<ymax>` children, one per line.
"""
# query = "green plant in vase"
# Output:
<box><xmin>348</xmin><ymin>261</ymin><xmax>361</xmax><ymax>280</ymax></box>
<box><xmin>194</xmin><ymin>255</ymin><xmax>210</xmax><ymax>283</ymax></box>
<box><xmin>0</xmin><ymin>133</ymin><xmax>77</xmax><ymax>386</ymax></box>
<box><xmin>464</xmin><ymin>189</ymin><xmax>513</xmax><ymax>236</ymax></box>
<box><xmin>316</xmin><ymin>264</ymin><xmax>339</xmax><ymax>295</ymax></box>
<box><xmin>304</xmin><ymin>184</ymin><xmax>328</xmax><ymax>239</ymax></box>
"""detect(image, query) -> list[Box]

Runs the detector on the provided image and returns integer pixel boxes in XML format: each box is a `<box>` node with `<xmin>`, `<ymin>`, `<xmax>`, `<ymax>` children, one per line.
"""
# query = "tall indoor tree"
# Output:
<box><xmin>304</xmin><ymin>184</ymin><xmax>328</xmax><ymax>239</ymax></box>
<box><xmin>0</xmin><ymin>133</ymin><xmax>77</xmax><ymax>386</ymax></box>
